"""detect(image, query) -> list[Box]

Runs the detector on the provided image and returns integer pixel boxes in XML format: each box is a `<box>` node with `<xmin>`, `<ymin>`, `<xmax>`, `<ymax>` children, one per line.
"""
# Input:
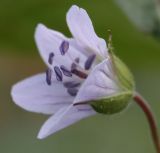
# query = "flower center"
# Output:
<box><xmin>45</xmin><ymin>40</ymin><xmax>97</xmax><ymax>96</ymax></box>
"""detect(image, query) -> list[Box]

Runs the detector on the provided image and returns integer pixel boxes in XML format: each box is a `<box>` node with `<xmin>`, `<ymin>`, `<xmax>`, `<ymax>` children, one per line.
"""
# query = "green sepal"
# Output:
<box><xmin>108</xmin><ymin>33</ymin><xmax>135</xmax><ymax>92</ymax></box>
<box><xmin>113</xmin><ymin>55</ymin><xmax>135</xmax><ymax>91</ymax></box>
<box><xmin>90</xmin><ymin>33</ymin><xmax>135</xmax><ymax>115</ymax></box>
<box><xmin>91</xmin><ymin>91</ymin><xmax>132</xmax><ymax>115</ymax></box>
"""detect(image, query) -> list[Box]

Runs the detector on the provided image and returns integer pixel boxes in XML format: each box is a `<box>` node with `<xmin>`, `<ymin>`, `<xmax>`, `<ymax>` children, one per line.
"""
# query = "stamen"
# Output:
<box><xmin>70</xmin><ymin>57</ymin><xmax>80</xmax><ymax>71</ymax></box>
<box><xmin>54</xmin><ymin>66</ymin><xmax>63</xmax><ymax>81</ymax></box>
<box><xmin>63</xmin><ymin>81</ymin><xmax>81</xmax><ymax>88</ymax></box>
<box><xmin>71</xmin><ymin>69</ymin><xmax>88</xmax><ymax>79</ymax></box>
<box><xmin>84</xmin><ymin>54</ymin><xmax>96</xmax><ymax>70</ymax></box>
<box><xmin>59</xmin><ymin>40</ymin><xmax>69</xmax><ymax>55</ymax></box>
<box><xmin>46</xmin><ymin>68</ymin><xmax>52</xmax><ymax>85</ymax></box>
<box><xmin>60</xmin><ymin>65</ymin><xmax>72</xmax><ymax>77</ymax></box>
<box><xmin>75</xmin><ymin>57</ymin><xmax>80</xmax><ymax>63</ymax></box>
<box><xmin>48</xmin><ymin>52</ymin><xmax>54</xmax><ymax>64</ymax></box>
<box><xmin>67</xmin><ymin>88</ymin><xmax>78</xmax><ymax>96</ymax></box>
<box><xmin>71</xmin><ymin>63</ymin><xmax>77</xmax><ymax>71</ymax></box>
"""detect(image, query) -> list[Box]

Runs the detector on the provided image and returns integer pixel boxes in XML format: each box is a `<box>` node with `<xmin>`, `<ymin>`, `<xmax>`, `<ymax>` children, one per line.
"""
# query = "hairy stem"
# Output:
<box><xmin>134</xmin><ymin>92</ymin><xmax>160</xmax><ymax>153</ymax></box>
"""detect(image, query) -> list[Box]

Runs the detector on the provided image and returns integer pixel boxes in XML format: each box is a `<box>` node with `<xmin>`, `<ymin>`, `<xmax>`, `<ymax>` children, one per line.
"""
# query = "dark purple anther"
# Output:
<box><xmin>48</xmin><ymin>52</ymin><xmax>54</xmax><ymax>65</ymax></box>
<box><xmin>75</xmin><ymin>57</ymin><xmax>80</xmax><ymax>63</ymax></box>
<box><xmin>46</xmin><ymin>68</ymin><xmax>52</xmax><ymax>85</ymax></box>
<box><xmin>70</xmin><ymin>58</ymin><xmax>80</xmax><ymax>71</ymax></box>
<box><xmin>54</xmin><ymin>66</ymin><xmax>63</xmax><ymax>81</ymax></box>
<box><xmin>71</xmin><ymin>63</ymin><xmax>77</xmax><ymax>71</ymax></box>
<box><xmin>67</xmin><ymin>88</ymin><xmax>78</xmax><ymax>96</ymax></box>
<box><xmin>63</xmin><ymin>81</ymin><xmax>80</xmax><ymax>88</ymax></box>
<box><xmin>84</xmin><ymin>54</ymin><xmax>96</xmax><ymax>70</ymax></box>
<box><xmin>59</xmin><ymin>40</ymin><xmax>69</xmax><ymax>55</ymax></box>
<box><xmin>60</xmin><ymin>65</ymin><xmax>72</xmax><ymax>77</ymax></box>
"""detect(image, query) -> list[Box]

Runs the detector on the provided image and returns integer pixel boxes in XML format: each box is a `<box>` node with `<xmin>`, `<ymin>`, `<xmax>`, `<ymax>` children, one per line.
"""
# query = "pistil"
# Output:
<box><xmin>71</xmin><ymin>69</ymin><xmax>88</xmax><ymax>79</ymax></box>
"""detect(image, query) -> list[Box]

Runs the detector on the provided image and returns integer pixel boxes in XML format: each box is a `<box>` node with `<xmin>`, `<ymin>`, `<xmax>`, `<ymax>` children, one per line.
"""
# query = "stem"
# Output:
<box><xmin>134</xmin><ymin>92</ymin><xmax>160</xmax><ymax>153</ymax></box>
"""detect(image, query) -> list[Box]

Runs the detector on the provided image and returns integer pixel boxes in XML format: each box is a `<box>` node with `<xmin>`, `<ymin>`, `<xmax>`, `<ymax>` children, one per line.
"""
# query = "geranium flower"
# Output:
<box><xmin>11</xmin><ymin>5</ymin><xmax>134</xmax><ymax>139</ymax></box>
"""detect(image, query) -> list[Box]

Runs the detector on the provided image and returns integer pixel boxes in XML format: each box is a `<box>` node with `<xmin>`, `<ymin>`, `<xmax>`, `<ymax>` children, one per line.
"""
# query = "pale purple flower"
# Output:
<box><xmin>11</xmin><ymin>5</ymin><xmax>120</xmax><ymax>139</ymax></box>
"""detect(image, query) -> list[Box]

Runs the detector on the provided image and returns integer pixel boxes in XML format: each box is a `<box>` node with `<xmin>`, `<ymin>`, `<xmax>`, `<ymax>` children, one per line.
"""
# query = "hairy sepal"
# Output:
<box><xmin>91</xmin><ymin>91</ymin><xmax>132</xmax><ymax>114</ymax></box>
<box><xmin>113</xmin><ymin>55</ymin><xmax>135</xmax><ymax>91</ymax></box>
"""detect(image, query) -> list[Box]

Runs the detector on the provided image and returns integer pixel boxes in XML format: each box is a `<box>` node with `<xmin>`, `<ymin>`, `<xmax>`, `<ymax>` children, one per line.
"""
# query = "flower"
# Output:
<box><xmin>11</xmin><ymin>5</ymin><xmax>134</xmax><ymax>139</ymax></box>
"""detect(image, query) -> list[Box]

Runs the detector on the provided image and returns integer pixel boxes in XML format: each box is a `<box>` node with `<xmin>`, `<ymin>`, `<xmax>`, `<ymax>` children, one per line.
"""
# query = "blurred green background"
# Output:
<box><xmin>0</xmin><ymin>0</ymin><xmax>160</xmax><ymax>153</ymax></box>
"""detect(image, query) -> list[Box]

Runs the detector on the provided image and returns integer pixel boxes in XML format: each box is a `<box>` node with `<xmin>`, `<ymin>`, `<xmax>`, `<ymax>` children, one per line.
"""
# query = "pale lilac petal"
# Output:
<box><xmin>37</xmin><ymin>104</ymin><xmax>96</xmax><ymax>139</ymax></box>
<box><xmin>74</xmin><ymin>58</ymin><xmax>120</xmax><ymax>104</ymax></box>
<box><xmin>34</xmin><ymin>24</ymin><xmax>87</xmax><ymax>70</ymax></box>
<box><xmin>11</xmin><ymin>73</ymin><xmax>74</xmax><ymax>114</ymax></box>
<box><xmin>66</xmin><ymin>5</ymin><xmax>108</xmax><ymax>58</ymax></box>
<box><xmin>69</xmin><ymin>38</ymin><xmax>90</xmax><ymax>57</ymax></box>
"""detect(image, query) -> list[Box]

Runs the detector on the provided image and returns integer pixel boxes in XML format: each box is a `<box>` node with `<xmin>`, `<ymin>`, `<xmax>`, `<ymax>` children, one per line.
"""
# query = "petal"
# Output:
<box><xmin>66</xmin><ymin>5</ymin><xmax>108</xmax><ymax>58</ymax></box>
<box><xmin>34</xmin><ymin>24</ymin><xmax>87</xmax><ymax>70</ymax></box>
<box><xmin>37</xmin><ymin>104</ymin><xmax>96</xmax><ymax>139</ymax></box>
<box><xmin>11</xmin><ymin>73</ymin><xmax>74</xmax><ymax>114</ymax></box>
<box><xmin>69</xmin><ymin>38</ymin><xmax>90</xmax><ymax>57</ymax></box>
<box><xmin>74</xmin><ymin>58</ymin><xmax>120</xmax><ymax>104</ymax></box>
